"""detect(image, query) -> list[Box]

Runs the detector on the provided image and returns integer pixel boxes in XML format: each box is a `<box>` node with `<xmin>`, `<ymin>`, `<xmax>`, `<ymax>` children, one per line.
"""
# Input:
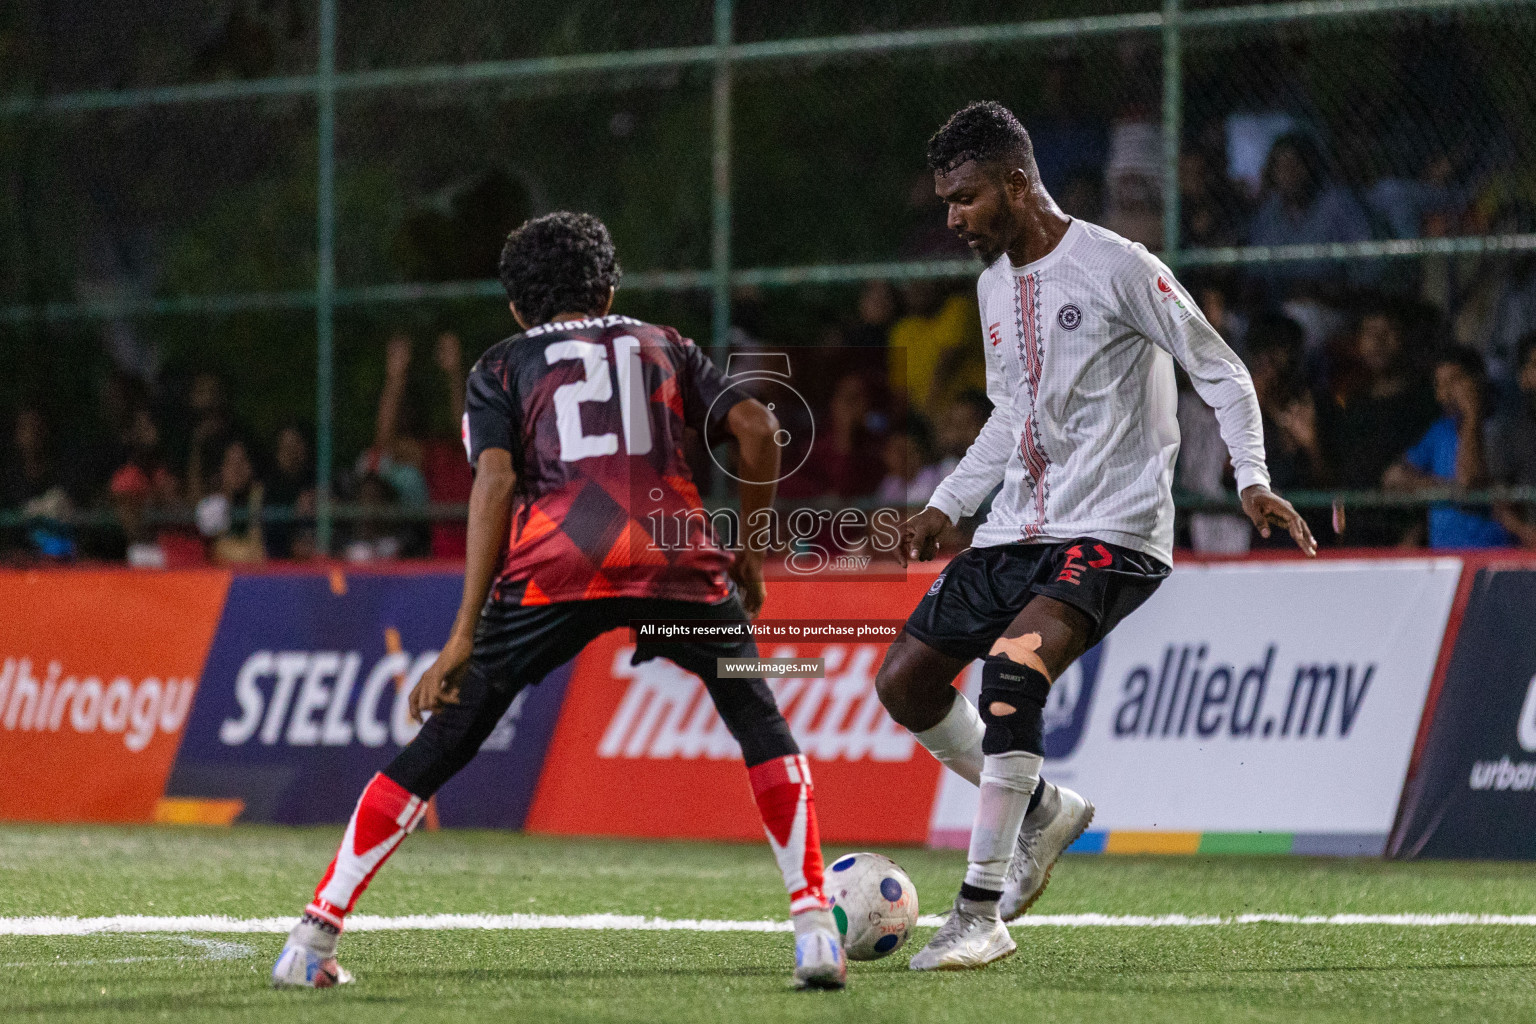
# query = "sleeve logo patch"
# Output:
<box><xmin>1155</xmin><ymin>275</ymin><xmax>1195</xmax><ymax>322</ymax></box>
<box><xmin>1056</xmin><ymin>304</ymin><xmax>1082</xmax><ymax>331</ymax></box>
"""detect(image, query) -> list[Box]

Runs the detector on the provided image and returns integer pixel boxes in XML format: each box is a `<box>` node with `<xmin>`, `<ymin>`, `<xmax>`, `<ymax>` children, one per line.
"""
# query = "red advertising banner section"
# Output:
<box><xmin>0</xmin><ymin>569</ymin><xmax>231</xmax><ymax>822</ymax></box>
<box><xmin>526</xmin><ymin>572</ymin><xmax>947</xmax><ymax>843</ymax></box>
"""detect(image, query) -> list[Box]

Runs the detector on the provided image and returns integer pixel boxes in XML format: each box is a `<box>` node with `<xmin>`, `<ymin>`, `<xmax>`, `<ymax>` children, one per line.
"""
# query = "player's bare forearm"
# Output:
<box><xmin>374</xmin><ymin>333</ymin><xmax>411</xmax><ymax>451</ymax></box>
<box><xmin>728</xmin><ymin>398</ymin><xmax>780</xmax><ymax>541</ymax></box>
<box><xmin>452</xmin><ymin>448</ymin><xmax>517</xmax><ymax>641</ymax></box>
<box><xmin>412</xmin><ymin>448</ymin><xmax>515</xmax><ymax>722</ymax></box>
<box><xmin>1455</xmin><ymin>418</ymin><xmax>1490</xmax><ymax>490</ymax></box>
<box><xmin>726</xmin><ymin>398</ymin><xmax>779</xmax><ymax>616</ymax></box>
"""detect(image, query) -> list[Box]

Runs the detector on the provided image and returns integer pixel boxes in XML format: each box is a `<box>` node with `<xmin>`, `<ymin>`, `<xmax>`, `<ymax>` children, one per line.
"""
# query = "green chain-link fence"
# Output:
<box><xmin>3</xmin><ymin>0</ymin><xmax>1535</xmax><ymax>549</ymax></box>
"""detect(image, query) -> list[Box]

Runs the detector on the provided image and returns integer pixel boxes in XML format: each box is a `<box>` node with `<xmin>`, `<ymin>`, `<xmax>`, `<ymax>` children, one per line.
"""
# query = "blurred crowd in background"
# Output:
<box><xmin>4</xmin><ymin>8</ymin><xmax>1536</xmax><ymax>564</ymax></box>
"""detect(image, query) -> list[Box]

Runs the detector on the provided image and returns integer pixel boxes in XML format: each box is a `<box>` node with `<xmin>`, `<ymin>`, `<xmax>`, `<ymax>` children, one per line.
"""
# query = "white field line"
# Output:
<box><xmin>5</xmin><ymin>912</ymin><xmax>1536</xmax><ymax>937</ymax></box>
<box><xmin>0</xmin><ymin>936</ymin><xmax>255</xmax><ymax>968</ymax></box>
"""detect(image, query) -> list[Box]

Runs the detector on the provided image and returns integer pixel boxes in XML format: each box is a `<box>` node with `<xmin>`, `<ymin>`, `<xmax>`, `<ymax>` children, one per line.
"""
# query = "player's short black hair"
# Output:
<box><xmin>498</xmin><ymin>211</ymin><xmax>622</xmax><ymax>326</ymax></box>
<box><xmin>926</xmin><ymin>101</ymin><xmax>1034</xmax><ymax>176</ymax></box>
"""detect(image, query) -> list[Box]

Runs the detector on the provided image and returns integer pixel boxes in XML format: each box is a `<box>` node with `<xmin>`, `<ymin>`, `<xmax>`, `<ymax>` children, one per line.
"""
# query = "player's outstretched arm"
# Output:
<box><xmin>726</xmin><ymin>398</ymin><xmax>780</xmax><ymax>618</ymax></box>
<box><xmin>410</xmin><ymin>448</ymin><xmax>516</xmax><ymax>721</ymax></box>
<box><xmin>1241</xmin><ymin>484</ymin><xmax>1317</xmax><ymax>557</ymax></box>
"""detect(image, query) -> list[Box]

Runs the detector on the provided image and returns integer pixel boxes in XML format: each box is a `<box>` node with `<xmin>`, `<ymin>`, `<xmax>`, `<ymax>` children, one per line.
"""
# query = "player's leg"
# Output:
<box><xmin>274</xmin><ymin>603</ymin><xmax>601</xmax><ymax>988</ymax></box>
<box><xmin>908</xmin><ymin>593</ymin><xmax>1091</xmax><ymax>970</ymax></box>
<box><xmin>272</xmin><ymin>667</ymin><xmax>522</xmax><ymax>987</ymax></box>
<box><xmin>996</xmin><ymin>543</ymin><xmax>1168</xmax><ymax>921</ymax></box>
<box><xmin>972</xmin><ymin>597</ymin><xmax>1095</xmax><ymax>916</ymax></box>
<box><xmin>640</xmin><ymin>597</ymin><xmax>845</xmax><ymax>990</ymax></box>
<box><xmin>875</xmin><ymin>631</ymin><xmax>984</xmax><ymax>784</ymax></box>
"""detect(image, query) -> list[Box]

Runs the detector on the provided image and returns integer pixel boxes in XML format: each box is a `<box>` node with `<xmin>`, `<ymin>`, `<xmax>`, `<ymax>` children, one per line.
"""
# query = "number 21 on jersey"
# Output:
<box><xmin>545</xmin><ymin>336</ymin><xmax>653</xmax><ymax>462</ymax></box>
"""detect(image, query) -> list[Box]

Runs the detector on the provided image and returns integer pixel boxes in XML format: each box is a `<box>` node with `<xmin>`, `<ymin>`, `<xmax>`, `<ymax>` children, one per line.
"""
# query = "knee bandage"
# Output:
<box><xmin>979</xmin><ymin>655</ymin><xmax>1051</xmax><ymax>756</ymax></box>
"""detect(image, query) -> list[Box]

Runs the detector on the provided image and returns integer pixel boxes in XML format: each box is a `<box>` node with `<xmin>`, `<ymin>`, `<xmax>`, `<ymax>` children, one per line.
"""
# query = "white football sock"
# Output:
<box><xmin>963</xmin><ymin>751</ymin><xmax>1044</xmax><ymax>895</ymax></box>
<box><xmin>913</xmin><ymin>691</ymin><xmax>984</xmax><ymax>786</ymax></box>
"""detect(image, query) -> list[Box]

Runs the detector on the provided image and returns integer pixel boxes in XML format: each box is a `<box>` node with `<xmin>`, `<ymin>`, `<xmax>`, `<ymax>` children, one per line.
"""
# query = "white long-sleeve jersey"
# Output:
<box><xmin>925</xmin><ymin>218</ymin><xmax>1269</xmax><ymax>567</ymax></box>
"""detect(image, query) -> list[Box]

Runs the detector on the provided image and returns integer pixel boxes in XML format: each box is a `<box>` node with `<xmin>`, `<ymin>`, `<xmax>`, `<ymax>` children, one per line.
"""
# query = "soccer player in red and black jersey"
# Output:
<box><xmin>273</xmin><ymin>212</ymin><xmax>847</xmax><ymax>991</ymax></box>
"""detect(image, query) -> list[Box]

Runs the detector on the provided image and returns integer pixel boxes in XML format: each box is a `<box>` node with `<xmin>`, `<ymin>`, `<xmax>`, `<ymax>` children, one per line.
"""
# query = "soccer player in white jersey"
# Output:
<box><xmin>875</xmin><ymin>102</ymin><xmax>1317</xmax><ymax>970</ymax></box>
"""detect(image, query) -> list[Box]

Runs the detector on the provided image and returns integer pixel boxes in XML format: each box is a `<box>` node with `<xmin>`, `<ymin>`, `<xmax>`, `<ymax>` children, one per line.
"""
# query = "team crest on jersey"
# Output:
<box><xmin>1056</xmin><ymin>304</ymin><xmax>1082</xmax><ymax>331</ymax></box>
<box><xmin>927</xmin><ymin>574</ymin><xmax>946</xmax><ymax>596</ymax></box>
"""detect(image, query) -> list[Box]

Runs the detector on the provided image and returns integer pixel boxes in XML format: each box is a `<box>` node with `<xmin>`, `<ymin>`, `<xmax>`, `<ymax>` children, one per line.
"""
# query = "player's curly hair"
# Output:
<box><xmin>926</xmin><ymin>101</ymin><xmax>1034</xmax><ymax>176</ymax></box>
<box><xmin>498</xmin><ymin>211</ymin><xmax>622</xmax><ymax>326</ymax></box>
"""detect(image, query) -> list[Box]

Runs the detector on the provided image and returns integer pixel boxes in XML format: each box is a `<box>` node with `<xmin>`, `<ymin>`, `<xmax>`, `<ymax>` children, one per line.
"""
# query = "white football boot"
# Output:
<box><xmin>791</xmin><ymin>908</ymin><xmax>847</xmax><ymax>990</ymax></box>
<box><xmin>908</xmin><ymin>897</ymin><xmax>1016</xmax><ymax>971</ymax></box>
<box><xmin>998</xmin><ymin>782</ymin><xmax>1095</xmax><ymax>921</ymax></box>
<box><xmin>272</xmin><ymin>915</ymin><xmax>354</xmax><ymax>989</ymax></box>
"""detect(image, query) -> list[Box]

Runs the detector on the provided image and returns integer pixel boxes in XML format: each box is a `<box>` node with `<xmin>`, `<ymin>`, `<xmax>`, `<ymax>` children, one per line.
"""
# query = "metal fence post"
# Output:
<box><xmin>1161</xmin><ymin>0</ymin><xmax>1183</xmax><ymax>266</ymax></box>
<box><xmin>710</xmin><ymin>0</ymin><xmax>733</xmax><ymax>361</ymax></box>
<box><xmin>315</xmin><ymin>0</ymin><xmax>338</xmax><ymax>554</ymax></box>
<box><xmin>710</xmin><ymin>0</ymin><xmax>733</xmax><ymax>501</ymax></box>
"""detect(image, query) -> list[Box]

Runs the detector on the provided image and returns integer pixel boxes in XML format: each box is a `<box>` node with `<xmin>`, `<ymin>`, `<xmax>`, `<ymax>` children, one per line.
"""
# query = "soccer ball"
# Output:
<box><xmin>825</xmin><ymin>852</ymin><xmax>919</xmax><ymax>960</ymax></box>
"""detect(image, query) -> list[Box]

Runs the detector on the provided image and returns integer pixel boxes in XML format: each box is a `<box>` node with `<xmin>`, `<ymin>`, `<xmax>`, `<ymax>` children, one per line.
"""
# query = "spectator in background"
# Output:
<box><xmin>1366</xmin><ymin>153</ymin><xmax>1461</xmax><ymax>241</ymax></box>
<box><xmin>1026</xmin><ymin>49</ymin><xmax>1109</xmax><ymax>201</ymax></box>
<box><xmin>1056</xmin><ymin>168</ymin><xmax>1103</xmax><ymax>222</ymax></box>
<box><xmin>265</xmin><ymin>424</ymin><xmax>316</xmax><ymax>560</ymax></box>
<box><xmin>843</xmin><ymin>280</ymin><xmax>898</xmax><ymax>350</ymax></box>
<box><xmin>934</xmin><ymin>389</ymin><xmax>991</xmax><ymax>476</ymax></box>
<box><xmin>1180</xmin><ymin>145</ymin><xmax>1247</xmax><ymax>249</ymax></box>
<box><xmin>1102</xmin><ymin>119</ymin><xmax>1163</xmax><ymax>250</ymax></box>
<box><xmin>780</xmin><ymin>372</ymin><xmax>886</xmax><ymax>500</ymax></box>
<box><xmin>196</xmin><ymin>438</ymin><xmax>265</xmax><ymax>564</ymax></box>
<box><xmin>1248</xmin><ymin>314</ymin><xmax>1328</xmax><ymax>493</ymax></box>
<box><xmin>876</xmin><ymin>418</ymin><xmax>943</xmax><ymax>508</ymax></box>
<box><xmin>887</xmin><ymin>280</ymin><xmax>982</xmax><ymax>417</ymax></box>
<box><xmin>420</xmin><ymin>332</ymin><xmax>475</xmax><ymax>559</ymax></box>
<box><xmin>1491</xmin><ymin>332</ymin><xmax>1536</xmax><ymax>547</ymax></box>
<box><xmin>1383</xmin><ymin>347</ymin><xmax>1513</xmax><ymax>549</ymax></box>
<box><xmin>185</xmin><ymin>371</ymin><xmax>237</xmax><ymax>501</ymax></box>
<box><xmin>1319</xmin><ymin>304</ymin><xmax>1439</xmax><ymax>544</ymax></box>
<box><xmin>1247</xmin><ymin>133</ymin><xmax>1375</xmax><ymax>295</ymax></box>
<box><xmin>1176</xmin><ymin>373</ymin><xmax>1250</xmax><ymax>554</ymax></box>
<box><xmin>110</xmin><ymin>406</ymin><xmax>188</xmax><ymax>568</ymax></box>
<box><xmin>344</xmin><ymin>473</ymin><xmax>404</xmax><ymax>563</ymax></box>
<box><xmin>1175</xmin><ymin>288</ymin><xmax>1258</xmax><ymax>553</ymax></box>
<box><xmin>1102</xmin><ymin>39</ymin><xmax>1164</xmax><ymax>250</ymax></box>
<box><xmin>358</xmin><ymin>333</ymin><xmax>431</xmax><ymax>555</ymax></box>
<box><xmin>0</xmin><ymin>408</ymin><xmax>75</xmax><ymax>560</ymax></box>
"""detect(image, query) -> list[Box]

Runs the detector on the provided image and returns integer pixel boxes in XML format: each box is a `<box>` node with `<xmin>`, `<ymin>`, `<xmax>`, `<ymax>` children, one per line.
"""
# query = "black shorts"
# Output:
<box><xmin>465</xmin><ymin>593</ymin><xmax>758</xmax><ymax>694</ymax></box>
<box><xmin>385</xmin><ymin>594</ymin><xmax>795</xmax><ymax>796</ymax></box>
<box><xmin>903</xmin><ymin>539</ymin><xmax>1170</xmax><ymax>661</ymax></box>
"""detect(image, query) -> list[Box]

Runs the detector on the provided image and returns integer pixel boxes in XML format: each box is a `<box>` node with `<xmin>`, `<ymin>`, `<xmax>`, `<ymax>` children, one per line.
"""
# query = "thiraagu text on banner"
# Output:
<box><xmin>0</xmin><ymin>569</ymin><xmax>231</xmax><ymax>823</ymax></box>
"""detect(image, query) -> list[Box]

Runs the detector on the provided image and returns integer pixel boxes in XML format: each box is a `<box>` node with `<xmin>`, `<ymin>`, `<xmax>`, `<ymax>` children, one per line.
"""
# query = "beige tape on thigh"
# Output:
<box><xmin>988</xmin><ymin>632</ymin><xmax>1051</xmax><ymax>681</ymax></box>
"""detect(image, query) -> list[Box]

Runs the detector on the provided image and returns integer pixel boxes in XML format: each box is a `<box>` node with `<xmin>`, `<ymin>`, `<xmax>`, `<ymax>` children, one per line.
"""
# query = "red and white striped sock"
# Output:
<box><xmin>748</xmin><ymin>754</ymin><xmax>829</xmax><ymax>915</ymax></box>
<box><xmin>304</xmin><ymin>772</ymin><xmax>427</xmax><ymax>930</ymax></box>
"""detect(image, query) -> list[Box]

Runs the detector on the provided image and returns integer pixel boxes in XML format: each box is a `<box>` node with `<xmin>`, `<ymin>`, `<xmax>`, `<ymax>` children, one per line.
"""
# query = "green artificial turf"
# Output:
<box><xmin>2</xmin><ymin>824</ymin><xmax>1535</xmax><ymax>1022</ymax></box>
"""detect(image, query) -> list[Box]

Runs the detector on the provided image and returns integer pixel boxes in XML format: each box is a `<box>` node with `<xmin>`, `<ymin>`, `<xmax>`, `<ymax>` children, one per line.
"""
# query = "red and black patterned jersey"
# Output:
<box><xmin>464</xmin><ymin>314</ymin><xmax>738</xmax><ymax>606</ymax></box>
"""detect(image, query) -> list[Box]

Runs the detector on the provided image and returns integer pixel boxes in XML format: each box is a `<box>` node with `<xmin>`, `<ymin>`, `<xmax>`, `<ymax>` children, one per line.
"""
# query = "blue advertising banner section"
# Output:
<box><xmin>165</xmin><ymin>572</ymin><xmax>569</xmax><ymax>828</ymax></box>
<box><xmin>1391</xmin><ymin>569</ymin><xmax>1536</xmax><ymax>859</ymax></box>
